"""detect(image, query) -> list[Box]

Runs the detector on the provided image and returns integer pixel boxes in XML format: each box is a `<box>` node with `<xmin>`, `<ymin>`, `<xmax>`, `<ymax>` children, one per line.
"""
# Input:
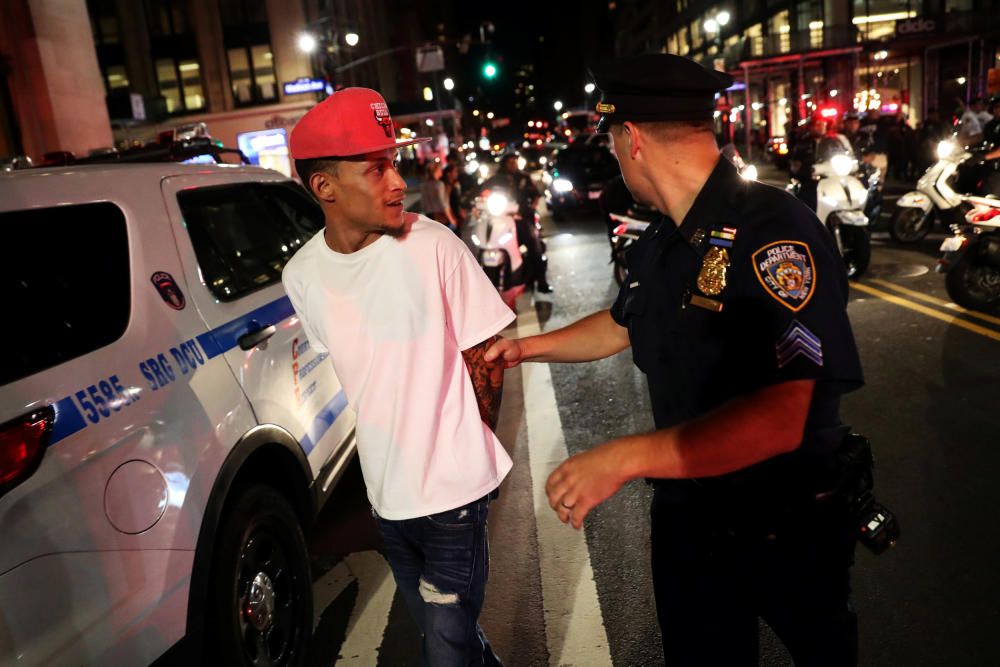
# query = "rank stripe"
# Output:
<box><xmin>851</xmin><ymin>282</ymin><xmax>1000</xmax><ymax>343</ymax></box>
<box><xmin>777</xmin><ymin>333</ymin><xmax>822</xmax><ymax>357</ymax></box>
<box><xmin>777</xmin><ymin>341</ymin><xmax>824</xmax><ymax>368</ymax></box>
<box><xmin>869</xmin><ymin>278</ymin><xmax>1000</xmax><ymax>328</ymax></box>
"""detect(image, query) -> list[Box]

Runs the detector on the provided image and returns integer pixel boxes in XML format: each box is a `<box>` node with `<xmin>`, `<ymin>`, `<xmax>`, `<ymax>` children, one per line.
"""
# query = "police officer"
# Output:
<box><xmin>486</xmin><ymin>53</ymin><xmax>864</xmax><ymax>666</ymax></box>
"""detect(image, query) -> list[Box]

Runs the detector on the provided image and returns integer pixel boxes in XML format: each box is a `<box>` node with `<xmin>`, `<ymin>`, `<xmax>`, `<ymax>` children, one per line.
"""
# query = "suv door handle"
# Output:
<box><xmin>238</xmin><ymin>324</ymin><xmax>276</xmax><ymax>350</ymax></box>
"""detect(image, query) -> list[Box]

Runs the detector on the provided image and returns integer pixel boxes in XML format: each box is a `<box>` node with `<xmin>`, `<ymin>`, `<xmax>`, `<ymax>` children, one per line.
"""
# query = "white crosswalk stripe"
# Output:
<box><xmin>517</xmin><ymin>305</ymin><xmax>613</xmax><ymax>667</ymax></box>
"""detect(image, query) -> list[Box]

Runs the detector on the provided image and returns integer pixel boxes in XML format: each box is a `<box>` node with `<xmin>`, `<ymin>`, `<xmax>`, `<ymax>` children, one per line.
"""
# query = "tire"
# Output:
<box><xmin>839</xmin><ymin>225</ymin><xmax>872</xmax><ymax>279</ymax></box>
<box><xmin>945</xmin><ymin>252</ymin><xmax>1000</xmax><ymax>312</ymax></box>
<box><xmin>889</xmin><ymin>206</ymin><xmax>932</xmax><ymax>243</ymax></box>
<box><xmin>207</xmin><ymin>484</ymin><xmax>312</xmax><ymax>667</ymax></box>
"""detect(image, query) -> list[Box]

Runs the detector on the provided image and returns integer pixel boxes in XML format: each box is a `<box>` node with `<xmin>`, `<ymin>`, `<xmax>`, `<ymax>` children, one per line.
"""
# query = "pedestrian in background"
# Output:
<box><xmin>487</xmin><ymin>54</ymin><xmax>864</xmax><ymax>666</ymax></box>
<box><xmin>421</xmin><ymin>161</ymin><xmax>458</xmax><ymax>232</ymax></box>
<box><xmin>284</xmin><ymin>87</ymin><xmax>513</xmax><ymax>666</ymax></box>
<box><xmin>443</xmin><ymin>164</ymin><xmax>467</xmax><ymax>232</ymax></box>
<box><xmin>860</xmin><ymin>107</ymin><xmax>890</xmax><ymax>181</ymax></box>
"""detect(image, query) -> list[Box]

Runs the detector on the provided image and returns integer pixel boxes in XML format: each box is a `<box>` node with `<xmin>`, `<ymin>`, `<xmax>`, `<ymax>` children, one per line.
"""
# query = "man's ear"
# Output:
<box><xmin>310</xmin><ymin>170</ymin><xmax>338</xmax><ymax>204</ymax></box>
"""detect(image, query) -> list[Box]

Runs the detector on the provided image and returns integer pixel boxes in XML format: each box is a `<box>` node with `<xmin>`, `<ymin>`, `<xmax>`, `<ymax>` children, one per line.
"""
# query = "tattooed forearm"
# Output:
<box><xmin>462</xmin><ymin>335</ymin><xmax>505</xmax><ymax>430</ymax></box>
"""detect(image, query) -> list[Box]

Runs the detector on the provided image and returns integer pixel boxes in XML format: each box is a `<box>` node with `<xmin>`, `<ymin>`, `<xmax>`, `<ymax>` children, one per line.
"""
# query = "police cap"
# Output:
<box><xmin>589</xmin><ymin>53</ymin><xmax>733</xmax><ymax>132</ymax></box>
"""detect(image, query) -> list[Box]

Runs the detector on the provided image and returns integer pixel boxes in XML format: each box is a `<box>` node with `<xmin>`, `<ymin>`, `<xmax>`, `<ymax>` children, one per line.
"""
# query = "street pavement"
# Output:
<box><xmin>305</xmin><ymin>170</ymin><xmax>1000</xmax><ymax>666</ymax></box>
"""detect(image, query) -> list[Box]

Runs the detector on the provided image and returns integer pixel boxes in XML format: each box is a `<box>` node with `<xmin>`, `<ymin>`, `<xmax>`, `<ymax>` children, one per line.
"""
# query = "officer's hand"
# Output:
<box><xmin>483</xmin><ymin>336</ymin><xmax>523</xmax><ymax>368</ymax></box>
<box><xmin>546</xmin><ymin>443</ymin><xmax>627</xmax><ymax>529</ymax></box>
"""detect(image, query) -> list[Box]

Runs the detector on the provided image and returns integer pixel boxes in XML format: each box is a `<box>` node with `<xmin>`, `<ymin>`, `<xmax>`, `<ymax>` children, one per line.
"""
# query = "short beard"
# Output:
<box><xmin>378</xmin><ymin>215</ymin><xmax>413</xmax><ymax>239</ymax></box>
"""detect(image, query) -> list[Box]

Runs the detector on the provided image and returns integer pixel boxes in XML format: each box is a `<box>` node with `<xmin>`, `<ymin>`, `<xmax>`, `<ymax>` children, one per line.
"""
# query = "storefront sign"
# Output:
<box><xmin>283</xmin><ymin>78</ymin><xmax>326</xmax><ymax>95</ymax></box>
<box><xmin>895</xmin><ymin>17</ymin><xmax>936</xmax><ymax>37</ymax></box>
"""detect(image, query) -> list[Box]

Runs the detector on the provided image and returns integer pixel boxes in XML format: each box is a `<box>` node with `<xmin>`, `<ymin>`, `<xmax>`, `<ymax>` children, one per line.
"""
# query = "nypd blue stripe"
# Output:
<box><xmin>300</xmin><ymin>390</ymin><xmax>350</xmax><ymax>455</ymax></box>
<box><xmin>196</xmin><ymin>296</ymin><xmax>296</xmax><ymax>359</ymax></box>
<box><xmin>50</xmin><ymin>397</ymin><xmax>87</xmax><ymax>444</ymax></box>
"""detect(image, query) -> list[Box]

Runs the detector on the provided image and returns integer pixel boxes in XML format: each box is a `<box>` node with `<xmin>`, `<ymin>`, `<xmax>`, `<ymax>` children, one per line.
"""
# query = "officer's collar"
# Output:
<box><xmin>674</xmin><ymin>156</ymin><xmax>746</xmax><ymax>252</ymax></box>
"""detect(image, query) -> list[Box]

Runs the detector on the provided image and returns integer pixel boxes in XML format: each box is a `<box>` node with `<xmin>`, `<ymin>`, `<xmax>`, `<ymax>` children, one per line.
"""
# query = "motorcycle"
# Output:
<box><xmin>938</xmin><ymin>195</ymin><xmax>1000</xmax><ymax>312</ymax></box>
<box><xmin>788</xmin><ymin>134</ymin><xmax>872</xmax><ymax>278</ymax></box>
<box><xmin>464</xmin><ymin>187</ymin><xmax>525</xmax><ymax>292</ymax></box>
<box><xmin>890</xmin><ymin>137</ymin><xmax>989</xmax><ymax>243</ymax></box>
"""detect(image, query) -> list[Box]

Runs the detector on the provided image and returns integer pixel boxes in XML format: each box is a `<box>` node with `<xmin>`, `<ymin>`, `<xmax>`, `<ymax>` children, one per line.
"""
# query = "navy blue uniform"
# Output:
<box><xmin>610</xmin><ymin>157</ymin><xmax>864</xmax><ymax>666</ymax></box>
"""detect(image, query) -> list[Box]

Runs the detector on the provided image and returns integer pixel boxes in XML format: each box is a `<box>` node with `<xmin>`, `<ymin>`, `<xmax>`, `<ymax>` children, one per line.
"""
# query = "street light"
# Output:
<box><xmin>716</xmin><ymin>11</ymin><xmax>730</xmax><ymax>26</ymax></box>
<box><xmin>704</xmin><ymin>18</ymin><xmax>719</xmax><ymax>34</ymax></box>
<box><xmin>297</xmin><ymin>33</ymin><xmax>318</xmax><ymax>53</ymax></box>
<box><xmin>584</xmin><ymin>83</ymin><xmax>596</xmax><ymax>94</ymax></box>
<box><xmin>344</xmin><ymin>32</ymin><xmax>359</xmax><ymax>47</ymax></box>
<box><xmin>553</xmin><ymin>100</ymin><xmax>564</xmax><ymax>111</ymax></box>
<box><xmin>423</xmin><ymin>86</ymin><xmax>434</xmax><ymax>101</ymax></box>
<box><xmin>443</xmin><ymin>77</ymin><xmax>455</xmax><ymax>91</ymax></box>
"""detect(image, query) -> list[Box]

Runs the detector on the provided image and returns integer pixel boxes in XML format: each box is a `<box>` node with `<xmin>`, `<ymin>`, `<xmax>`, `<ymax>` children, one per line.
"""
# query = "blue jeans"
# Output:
<box><xmin>374</xmin><ymin>493</ymin><xmax>502</xmax><ymax>667</ymax></box>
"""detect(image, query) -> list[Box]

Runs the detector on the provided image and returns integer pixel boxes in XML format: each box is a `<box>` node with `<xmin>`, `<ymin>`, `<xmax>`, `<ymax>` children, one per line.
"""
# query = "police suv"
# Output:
<box><xmin>0</xmin><ymin>159</ymin><xmax>356</xmax><ymax>665</ymax></box>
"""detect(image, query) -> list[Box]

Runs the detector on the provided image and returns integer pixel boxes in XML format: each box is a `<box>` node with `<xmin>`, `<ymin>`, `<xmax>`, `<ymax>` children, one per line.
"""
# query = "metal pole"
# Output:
<box><xmin>744</xmin><ymin>64</ymin><xmax>752</xmax><ymax>160</ymax></box>
<box><xmin>967</xmin><ymin>40</ymin><xmax>973</xmax><ymax>103</ymax></box>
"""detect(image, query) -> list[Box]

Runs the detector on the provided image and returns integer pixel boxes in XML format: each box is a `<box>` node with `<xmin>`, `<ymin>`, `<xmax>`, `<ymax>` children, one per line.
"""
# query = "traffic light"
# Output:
<box><xmin>483</xmin><ymin>62</ymin><xmax>497</xmax><ymax>79</ymax></box>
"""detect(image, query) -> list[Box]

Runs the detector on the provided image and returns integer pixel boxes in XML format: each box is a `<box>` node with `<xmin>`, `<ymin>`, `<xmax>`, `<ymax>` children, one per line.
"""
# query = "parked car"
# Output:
<box><xmin>0</xmin><ymin>160</ymin><xmax>356</xmax><ymax>665</ymax></box>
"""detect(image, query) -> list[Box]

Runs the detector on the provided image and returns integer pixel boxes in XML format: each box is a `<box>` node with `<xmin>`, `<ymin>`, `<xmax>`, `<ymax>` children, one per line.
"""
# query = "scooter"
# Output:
<box><xmin>890</xmin><ymin>137</ymin><xmax>979</xmax><ymax>243</ymax></box>
<box><xmin>464</xmin><ymin>188</ymin><xmax>525</xmax><ymax>292</ymax></box>
<box><xmin>938</xmin><ymin>195</ymin><xmax>1000</xmax><ymax>312</ymax></box>
<box><xmin>609</xmin><ymin>211</ymin><xmax>655</xmax><ymax>286</ymax></box>
<box><xmin>787</xmin><ymin>134</ymin><xmax>872</xmax><ymax>278</ymax></box>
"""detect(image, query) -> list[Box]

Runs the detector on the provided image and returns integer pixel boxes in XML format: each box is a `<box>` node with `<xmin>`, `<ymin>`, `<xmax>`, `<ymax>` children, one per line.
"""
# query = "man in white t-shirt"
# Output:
<box><xmin>283</xmin><ymin>88</ymin><xmax>514</xmax><ymax>666</ymax></box>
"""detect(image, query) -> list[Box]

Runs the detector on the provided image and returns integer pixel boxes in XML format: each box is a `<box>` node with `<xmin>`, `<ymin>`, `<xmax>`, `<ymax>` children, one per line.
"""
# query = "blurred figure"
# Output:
<box><xmin>486</xmin><ymin>154</ymin><xmax>531</xmax><ymax>200</ymax></box>
<box><xmin>515</xmin><ymin>185</ymin><xmax>552</xmax><ymax>293</ymax></box>
<box><xmin>915</xmin><ymin>108</ymin><xmax>946</xmax><ymax>174</ymax></box>
<box><xmin>957</xmin><ymin>97</ymin><xmax>991</xmax><ymax>145</ymax></box>
<box><xmin>420</xmin><ymin>162</ymin><xmax>458</xmax><ymax>232</ymax></box>
<box><xmin>860</xmin><ymin>107</ymin><xmax>890</xmax><ymax>180</ymax></box>
<box><xmin>442</xmin><ymin>164</ymin><xmax>467</xmax><ymax>232</ymax></box>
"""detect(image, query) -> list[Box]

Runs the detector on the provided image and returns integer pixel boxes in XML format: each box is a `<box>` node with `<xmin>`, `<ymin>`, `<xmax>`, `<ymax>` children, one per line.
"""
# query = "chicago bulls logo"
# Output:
<box><xmin>371</xmin><ymin>102</ymin><xmax>393</xmax><ymax>138</ymax></box>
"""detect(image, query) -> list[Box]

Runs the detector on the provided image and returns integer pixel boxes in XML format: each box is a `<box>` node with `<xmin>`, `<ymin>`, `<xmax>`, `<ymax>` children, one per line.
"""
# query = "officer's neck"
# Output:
<box><xmin>647</xmin><ymin>146</ymin><xmax>720</xmax><ymax>225</ymax></box>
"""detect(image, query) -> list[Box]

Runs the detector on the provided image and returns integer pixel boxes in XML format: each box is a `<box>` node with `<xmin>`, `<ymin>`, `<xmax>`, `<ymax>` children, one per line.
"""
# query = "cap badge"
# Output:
<box><xmin>370</xmin><ymin>101</ymin><xmax>393</xmax><ymax>138</ymax></box>
<box><xmin>697</xmin><ymin>246</ymin><xmax>729</xmax><ymax>296</ymax></box>
<box><xmin>596</xmin><ymin>102</ymin><xmax>616</xmax><ymax>114</ymax></box>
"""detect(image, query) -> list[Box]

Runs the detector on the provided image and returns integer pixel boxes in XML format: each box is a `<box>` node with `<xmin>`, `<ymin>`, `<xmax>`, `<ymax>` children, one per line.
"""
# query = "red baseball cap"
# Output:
<box><xmin>289</xmin><ymin>87</ymin><xmax>430</xmax><ymax>159</ymax></box>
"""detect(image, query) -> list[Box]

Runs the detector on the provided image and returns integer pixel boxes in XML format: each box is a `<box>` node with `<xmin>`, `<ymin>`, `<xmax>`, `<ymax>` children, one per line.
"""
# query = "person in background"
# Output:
<box><xmin>515</xmin><ymin>185</ymin><xmax>552</xmax><ymax>294</ymax></box>
<box><xmin>956</xmin><ymin>97</ymin><xmax>991</xmax><ymax>146</ymax></box>
<box><xmin>860</xmin><ymin>107</ymin><xmax>890</xmax><ymax>181</ymax></box>
<box><xmin>421</xmin><ymin>161</ymin><xmax>458</xmax><ymax>232</ymax></box>
<box><xmin>443</xmin><ymin>164</ymin><xmax>467</xmax><ymax>232</ymax></box>
<box><xmin>915</xmin><ymin>108</ymin><xmax>946</xmax><ymax>175</ymax></box>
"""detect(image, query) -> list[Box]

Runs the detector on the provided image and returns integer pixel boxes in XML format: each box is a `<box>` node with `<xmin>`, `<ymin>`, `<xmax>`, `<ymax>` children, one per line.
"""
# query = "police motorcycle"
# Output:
<box><xmin>787</xmin><ymin>134</ymin><xmax>872</xmax><ymax>278</ymax></box>
<box><xmin>938</xmin><ymin>195</ymin><xmax>1000</xmax><ymax>312</ymax></box>
<box><xmin>889</xmin><ymin>136</ymin><xmax>992</xmax><ymax>243</ymax></box>
<box><xmin>464</xmin><ymin>187</ymin><xmax>526</xmax><ymax>291</ymax></box>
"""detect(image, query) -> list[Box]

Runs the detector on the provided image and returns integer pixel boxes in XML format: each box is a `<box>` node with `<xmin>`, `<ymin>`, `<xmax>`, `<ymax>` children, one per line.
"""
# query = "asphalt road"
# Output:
<box><xmin>305</xmin><ymin>173</ymin><xmax>1000</xmax><ymax>666</ymax></box>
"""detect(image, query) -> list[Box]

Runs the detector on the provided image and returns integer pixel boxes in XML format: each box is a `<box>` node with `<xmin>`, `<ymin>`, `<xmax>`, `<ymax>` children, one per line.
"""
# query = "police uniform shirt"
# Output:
<box><xmin>610</xmin><ymin>157</ymin><xmax>864</xmax><ymax>497</ymax></box>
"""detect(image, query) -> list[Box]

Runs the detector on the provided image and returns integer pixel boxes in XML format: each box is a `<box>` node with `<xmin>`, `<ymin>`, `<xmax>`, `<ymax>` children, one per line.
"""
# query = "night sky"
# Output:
<box><xmin>398</xmin><ymin>0</ymin><xmax>619</xmax><ymax>122</ymax></box>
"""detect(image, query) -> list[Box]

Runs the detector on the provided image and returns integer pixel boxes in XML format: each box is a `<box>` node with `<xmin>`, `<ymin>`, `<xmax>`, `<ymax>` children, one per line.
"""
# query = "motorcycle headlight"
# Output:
<box><xmin>936</xmin><ymin>140</ymin><xmax>956</xmax><ymax>160</ymax></box>
<box><xmin>740</xmin><ymin>164</ymin><xmax>758</xmax><ymax>181</ymax></box>
<box><xmin>464</xmin><ymin>160</ymin><xmax>480</xmax><ymax>175</ymax></box>
<box><xmin>486</xmin><ymin>192</ymin><xmax>510</xmax><ymax>216</ymax></box>
<box><xmin>553</xmin><ymin>177</ymin><xmax>574</xmax><ymax>193</ymax></box>
<box><xmin>831</xmin><ymin>154</ymin><xmax>855</xmax><ymax>177</ymax></box>
<box><xmin>517</xmin><ymin>157</ymin><xmax>527</xmax><ymax>171</ymax></box>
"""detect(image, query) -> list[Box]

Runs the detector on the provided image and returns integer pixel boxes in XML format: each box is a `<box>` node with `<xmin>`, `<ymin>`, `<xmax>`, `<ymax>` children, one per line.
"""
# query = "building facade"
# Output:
<box><xmin>0</xmin><ymin>0</ymin><xmax>403</xmax><ymax>164</ymax></box>
<box><xmin>615</xmin><ymin>0</ymin><xmax>1000</xmax><ymax>153</ymax></box>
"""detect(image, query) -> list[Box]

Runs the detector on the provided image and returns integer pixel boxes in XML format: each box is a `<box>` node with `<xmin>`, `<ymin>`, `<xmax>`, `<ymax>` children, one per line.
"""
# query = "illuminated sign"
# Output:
<box><xmin>283</xmin><ymin>78</ymin><xmax>326</xmax><ymax>95</ymax></box>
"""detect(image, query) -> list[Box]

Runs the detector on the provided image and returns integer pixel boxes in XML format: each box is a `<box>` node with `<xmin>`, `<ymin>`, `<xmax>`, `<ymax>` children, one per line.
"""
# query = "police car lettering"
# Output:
<box><xmin>141</xmin><ymin>338</ymin><xmax>207</xmax><ymax>391</ymax></box>
<box><xmin>752</xmin><ymin>240</ymin><xmax>816</xmax><ymax>312</ymax></box>
<box><xmin>73</xmin><ymin>374</ymin><xmax>136</xmax><ymax>425</ymax></box>
<box><xmin>298</xmin><ymin>353</ymin><xmax>329</xmax><ymax>381</ymax></box>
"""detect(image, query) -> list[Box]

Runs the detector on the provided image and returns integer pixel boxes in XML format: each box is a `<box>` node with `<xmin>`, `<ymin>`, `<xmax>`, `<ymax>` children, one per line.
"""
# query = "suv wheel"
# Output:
<box><xmin>208</xmin><ymin>484</ymin><xmax>312</xmax><ymax>666</ymax></box>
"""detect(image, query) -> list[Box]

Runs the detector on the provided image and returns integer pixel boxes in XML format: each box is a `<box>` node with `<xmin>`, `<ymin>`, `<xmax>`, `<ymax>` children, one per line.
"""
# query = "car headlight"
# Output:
<box><xmin>740</xmin><ymin>164</ymin><xmax>758</xmax><ymax>181</ymax></box>
<box><xmin>486</xmin><ymin>192</ymin><xmax>510</xmax><ymax>216</ymax></box>
<box><xmin>553</xmin><ymin>177</ymin><xmax>574</xmax><ymax>193</ymax></box>
<box><xmin>464</xmin><ymin>160</ymin><xmax>480</xmax><ymax>175</ymax></box>
<box><xmin>831</xmin><ymin>154</ymin><xmax>854</xmax><ymax>177</ymax></box>
<box><xmin>936</xmin><ymin>139</ymin><xmax>956</xmax><ymax>160</ymax></box>
<box><xmin>479</xmin><ymin>164</ymin><xmax>489</xmax><ymax>178</ymax></box>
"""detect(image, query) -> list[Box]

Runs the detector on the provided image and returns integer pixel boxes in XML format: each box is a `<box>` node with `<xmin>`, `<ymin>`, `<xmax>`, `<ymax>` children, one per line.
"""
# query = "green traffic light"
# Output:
<box><xmin>483</xmin><ymin>62</ymin><xmax>497</xmax><ymax>79</ymax></box>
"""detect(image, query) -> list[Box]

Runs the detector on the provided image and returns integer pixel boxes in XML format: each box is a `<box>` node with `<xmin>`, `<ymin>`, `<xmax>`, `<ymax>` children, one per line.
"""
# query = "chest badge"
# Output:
<box><xmin>697</xmin><ymin>246</ymin><xmax>730</xmax><ymax>296</ymax></box>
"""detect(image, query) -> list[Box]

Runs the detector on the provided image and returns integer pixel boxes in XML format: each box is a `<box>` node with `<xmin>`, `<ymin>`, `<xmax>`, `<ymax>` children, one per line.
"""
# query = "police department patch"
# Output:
<box><xmin>752</xmin><ymin>241</ymin><xmax>815</xmax><ymax>311</ymax></box>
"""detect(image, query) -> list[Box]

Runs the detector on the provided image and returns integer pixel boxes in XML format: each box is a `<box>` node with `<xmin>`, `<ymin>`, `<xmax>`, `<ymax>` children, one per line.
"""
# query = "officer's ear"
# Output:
<box><xmin>621</xmin><ymin>121</ymin><xmax>642</xmax><ymax>159</ymax></box>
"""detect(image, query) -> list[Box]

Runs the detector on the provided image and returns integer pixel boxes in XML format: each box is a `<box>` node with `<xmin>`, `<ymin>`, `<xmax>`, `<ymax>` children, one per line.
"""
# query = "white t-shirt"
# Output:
<box><xmin>282</xmin><ymin>214</ymin><xmax>515</xmax><ymax>520</ymax></box>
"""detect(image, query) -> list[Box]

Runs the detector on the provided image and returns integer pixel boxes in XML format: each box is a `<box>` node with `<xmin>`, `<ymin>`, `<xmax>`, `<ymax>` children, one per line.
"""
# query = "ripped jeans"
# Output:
<box><xmin>374</xmin><ymin>492</ymin><xmax>502</xmax><ymax>667</ymax></box>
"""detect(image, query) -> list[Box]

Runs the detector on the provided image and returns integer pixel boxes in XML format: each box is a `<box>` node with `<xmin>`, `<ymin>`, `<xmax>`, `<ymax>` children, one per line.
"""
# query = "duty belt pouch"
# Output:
<box><xmin>831</xmin><ymin>433</ymin><xmax>901</xmax><ymax>554</ymax></box>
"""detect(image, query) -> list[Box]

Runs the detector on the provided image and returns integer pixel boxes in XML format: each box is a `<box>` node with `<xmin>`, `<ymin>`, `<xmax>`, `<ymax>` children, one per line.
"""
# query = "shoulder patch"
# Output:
<box><xmin>752</xmin><ymin>240</ymin><xmax>815</xmax><ymax>311</ymax></box>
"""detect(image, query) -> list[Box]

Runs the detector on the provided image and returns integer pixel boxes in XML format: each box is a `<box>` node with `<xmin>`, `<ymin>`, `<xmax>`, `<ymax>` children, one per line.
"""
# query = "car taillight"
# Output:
<box><xmin>0</xmin><ymin>407</ymin><xmax>54</xmax><ymax>496</ymax></box>
<box><xmin>613</xmin><ymin>223</ymin><xmax>629</xmax><ymax>237</ymax></box>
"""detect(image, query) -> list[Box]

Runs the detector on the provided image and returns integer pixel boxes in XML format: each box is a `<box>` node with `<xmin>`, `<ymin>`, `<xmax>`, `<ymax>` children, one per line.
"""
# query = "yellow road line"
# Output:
<box><xmin>869</xmin><ymin>278</ymin><xmax>1000</xmax><ymax>328</ymax></box>
<box><xmin>851</xmin><ymin>282</ymin><xmax>1000</xmax><ymax>343</ymax></box>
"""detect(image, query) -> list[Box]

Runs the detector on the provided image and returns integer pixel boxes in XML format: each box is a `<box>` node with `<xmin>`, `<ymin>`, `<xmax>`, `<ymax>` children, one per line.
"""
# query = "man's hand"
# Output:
<box><xmin>484</xmin><ymin>336</ymin><xmax>524</xmax><ymax>368</ymax></box>
<box><xmin>545</xmin><ymin>442</ymin><xmax>629</xmax><ymax>529</ymax></box>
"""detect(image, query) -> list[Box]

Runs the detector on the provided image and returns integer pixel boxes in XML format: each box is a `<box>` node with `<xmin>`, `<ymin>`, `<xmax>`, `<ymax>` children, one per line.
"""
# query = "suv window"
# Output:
<box><xmin>0</xmin><ymin>203</ymin><xmax>130</xmax><ymax>385</ymax></box>
<box><xmin>177</xmin><ymin>182</ymin><xmax>323</xmax><ymax>301</ymax></box>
